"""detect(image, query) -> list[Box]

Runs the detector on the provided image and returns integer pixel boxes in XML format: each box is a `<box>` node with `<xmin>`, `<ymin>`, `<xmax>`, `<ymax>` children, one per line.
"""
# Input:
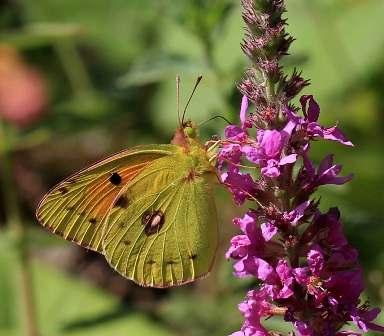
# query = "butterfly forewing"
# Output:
<box><xmin>102</xmin><ymin>151</ymin><xmax>218</xmax><ymax>287</ymax></box>
<box><xmin>36</xmin><ymin>145</ymin><xmax>177</xmax><ymax>252</ymax></box>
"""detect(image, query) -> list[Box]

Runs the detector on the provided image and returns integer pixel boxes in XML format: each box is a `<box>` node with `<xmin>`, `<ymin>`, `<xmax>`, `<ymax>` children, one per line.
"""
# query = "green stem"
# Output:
<box><xmin>0</xmin><ymin>121</ymin><xmax>39</xmax><ymax>336</ymax></box>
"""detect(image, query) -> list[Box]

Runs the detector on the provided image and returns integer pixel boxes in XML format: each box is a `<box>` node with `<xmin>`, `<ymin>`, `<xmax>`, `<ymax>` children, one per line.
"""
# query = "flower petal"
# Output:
<box><xmin>240</xmin><ymin>95</ymin><xmax>249</xmax><ymax>127</ymax></box>
<box><xmin>261</xmin><ymin>222</ymin><xmax>278</xmax><ymax>241</ymax></box>
<box><xmin>323</xmin><ymin>126</ymin><xmax>354</xmax><ymax>147</ymax></box>
<box><xmin>279</xmin><ymin>153</ymin><xmax>297</xmax><ymax>166</ymax></box>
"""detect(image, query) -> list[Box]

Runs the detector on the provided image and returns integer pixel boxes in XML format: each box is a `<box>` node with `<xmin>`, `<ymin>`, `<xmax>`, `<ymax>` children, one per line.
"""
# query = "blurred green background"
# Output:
<box><xmin>0</xmin><ymin>0</ymin><xmax>383</xmax><ymax>335</ymax></box>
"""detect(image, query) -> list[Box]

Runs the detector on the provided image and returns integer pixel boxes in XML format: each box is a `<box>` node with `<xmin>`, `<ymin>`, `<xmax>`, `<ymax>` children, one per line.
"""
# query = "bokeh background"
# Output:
<box><xmin>1</xmin><ymin>0</ymin><xmax>383</xmax><ymax>335</ymax></box>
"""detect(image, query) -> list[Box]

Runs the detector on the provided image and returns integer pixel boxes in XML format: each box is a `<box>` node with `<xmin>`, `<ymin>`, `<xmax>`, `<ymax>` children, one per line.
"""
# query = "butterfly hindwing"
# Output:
<box><xmin>102</xmin><ymin>151</ymin><xmax>218</xmax><ymax>287</ymax></box>
<box><xmin>36</xmin><ymin>145</ymin><xmax>178</xmax><ymax>252</ymax></box>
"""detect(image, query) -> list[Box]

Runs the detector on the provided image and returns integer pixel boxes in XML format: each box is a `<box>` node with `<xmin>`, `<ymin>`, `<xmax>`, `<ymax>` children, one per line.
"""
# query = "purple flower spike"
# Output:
<box><xmin>224</xmin><ymin>1</ymin><xmax>382</xmax><ymax>335</ymax></box>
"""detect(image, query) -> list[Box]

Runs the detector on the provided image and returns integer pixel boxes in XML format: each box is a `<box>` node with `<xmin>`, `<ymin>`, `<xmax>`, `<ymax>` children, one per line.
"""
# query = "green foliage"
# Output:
<box><xmin>0</xmin><ymin>231</ymin><xmax>174</xmax><ymax>336</ymax></box>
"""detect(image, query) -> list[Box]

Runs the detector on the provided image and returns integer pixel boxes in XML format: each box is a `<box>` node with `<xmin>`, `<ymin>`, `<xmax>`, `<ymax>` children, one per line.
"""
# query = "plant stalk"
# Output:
<box><xmin>0</xmin><ymin>121</ymin><xmax>39</xmax><ymax>336</ymax></box>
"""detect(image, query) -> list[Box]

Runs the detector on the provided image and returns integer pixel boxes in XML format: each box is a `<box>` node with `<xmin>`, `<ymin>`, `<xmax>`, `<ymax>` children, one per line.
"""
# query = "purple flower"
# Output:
<box><xmin>244</xmin><ymin>122</ymin><xmax>297</xmax><ymax>178</ymax></box>
<box><xmin>260</xmin><ymin>222</ymin><xmax>278</xmax><ymax>241</ymax></box>
<box><xmin>327</xmin><ymin>246</ymin><xmax>359</xmax><ymax>269</ymax></box>
<box><xmin>293</xmin><ymin>261</ymin><xmax>326</xmax><ymax>304</ymax></box>
<box><xmin>235</xmin><ymin>212</ymin><xmax>265</xmax><ymax>248</ymax></box>
<box><xmin>243</xmin><ymin>257</ymin><xmax>275</xmax><ymax>281</ymax></box>
<box><xmin>218</xmin><ymin>125</ymin><xmax>249</xmax><ymax>172</ymax></box>
<box><xmin>226</xmin><ymin>214</ymin><xmax>260</xmax><ymax>259</ymax></box>
<box><xmin>286</xmin><ymin>95</ymin><xmax>353</xmax><ymax>147</ymax></box>
<box><xmin>218</xmin><ymin>144</ymin><xmax>242</xmax><ymax>173</ymax></box>
<box><xmin>350</xmin><ymin>307</ymin><xmax>384</xmax><ymax>333</ymax></box>
<box><xmin>294</xmin><ymin>321</ymin><xmax>314</xmax><ymax>336</ymax></box>
<box><xmin>326</xmin><ymin>269</ymin><xmax>364</xmax><ymax>306</ymax></box>
<box><xmin>312</xmin><ymin>208</ymin><xmax>349</xmax><ymax>248</ymax></box>
<box><xmin>307</xmin><ymin>245</ymin><xmax>325</xmax><ymax>275</ymax></box>
<box><xmin>227</xmin><ymin>213</ymin><xmax>271</xmax><ymax>279</ymax></box>
<box><xmin>282</xmin><ymin>200</ymin><xmax>311</xmax><ymax>226</ymax></box>
<box><xmin>302</xmin><ymin>153</ymin><xmax>353</xmax><ymax>190</ymax></box>
<box><xmin>221</xmin><ymin>171</ymin><xmax>259</xmax><ymax>205</ymax></box>
<box><xmin>227</xmin><ymin>213</ymin><xmax>287</xmax><ymax>281</ymax></box>
<box><xmin>225</xmin><ymin>125</ymin><xmax>249</xmax><ymax>142</ymax></box>
<box><xmin>232</xmin><ymin>288</ymin><xmax>272</xmax><ymax>336</ymax></box>
<box><xmin>240</xmin><ymin>95</ymin><xmax>253</xmax><ymax>128</ymax></box>
<box><xmin>226</xmin><ymin>235</ymin><xmax>251</xmax><ymax>260</ymax></box>
<box><xmin>265</xmin><ymin>259</ymin><xmax>295</xmax><ymax>299</ymax></box>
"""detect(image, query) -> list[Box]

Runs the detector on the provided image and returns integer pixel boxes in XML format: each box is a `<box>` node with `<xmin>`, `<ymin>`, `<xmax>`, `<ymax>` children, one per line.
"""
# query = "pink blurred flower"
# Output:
<box><xmin>0</xmin><ymin>45</ymin><xmax>48</xmax><ymax>127</ymax></box>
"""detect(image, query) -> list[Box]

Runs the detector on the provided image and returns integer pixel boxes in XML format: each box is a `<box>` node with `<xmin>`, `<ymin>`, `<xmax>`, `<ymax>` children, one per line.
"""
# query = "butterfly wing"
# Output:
<box><xmin>102</xmin><ymin>151</ymin><xmax>218</xmax><ymax>287</ymax></box>
<box><xmin>36</xmin><ymin>145</ymin><xmax>178</xmax><ymax>252</ymax></box>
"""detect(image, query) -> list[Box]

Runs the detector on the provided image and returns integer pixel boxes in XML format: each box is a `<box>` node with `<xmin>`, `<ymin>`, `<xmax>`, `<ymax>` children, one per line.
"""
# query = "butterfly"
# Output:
<box><xmin>36</xmin><ymin>76</ymin><xmax>219</xmax><ymax>288</ymax></box>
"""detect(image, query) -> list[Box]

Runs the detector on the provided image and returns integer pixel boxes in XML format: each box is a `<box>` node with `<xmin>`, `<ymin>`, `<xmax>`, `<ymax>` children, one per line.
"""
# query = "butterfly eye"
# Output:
<box><xmin>185</xmin><ymin>126</ymin><xmax>197</xmax><ymax>138</ymax></box>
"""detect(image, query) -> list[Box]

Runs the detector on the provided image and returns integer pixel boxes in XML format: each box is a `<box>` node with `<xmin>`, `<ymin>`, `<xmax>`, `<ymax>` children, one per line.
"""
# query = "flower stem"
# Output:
<box><xmin>0</xmin><ymin>121</ymin><xmax>40</xmax><ymax>336</ymax></box>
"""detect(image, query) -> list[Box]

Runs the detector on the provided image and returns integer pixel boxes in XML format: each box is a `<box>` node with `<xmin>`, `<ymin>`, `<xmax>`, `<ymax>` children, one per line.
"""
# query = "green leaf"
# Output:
<box><xmin>0</xmin><ymin>232</ymin><xmax>174</xmax><ymax>336</ymax></box>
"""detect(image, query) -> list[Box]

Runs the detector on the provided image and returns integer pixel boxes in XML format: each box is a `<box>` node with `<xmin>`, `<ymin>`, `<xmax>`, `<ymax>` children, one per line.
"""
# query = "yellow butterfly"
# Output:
<box><xmin>36</xmin><ymin>76</ymin><xmax>219</xmax><ymax>288</ymax></box>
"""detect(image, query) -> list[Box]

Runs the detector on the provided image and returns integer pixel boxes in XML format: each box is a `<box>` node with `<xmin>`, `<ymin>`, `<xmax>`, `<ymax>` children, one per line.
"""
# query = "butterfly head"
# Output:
<box><xmin>183</xmin><ymin>120</ymin><xmax>198</xmax><ymax>139</ymax></box>
<box><xmin>171</xmin><ymin>120</ymin><xmax>200</xmax><ymax>149</ymax></box>
<box><xmin>172</xmin><ymin>75</ymin><xmax>203</xmax><ymax>149</ymax></box>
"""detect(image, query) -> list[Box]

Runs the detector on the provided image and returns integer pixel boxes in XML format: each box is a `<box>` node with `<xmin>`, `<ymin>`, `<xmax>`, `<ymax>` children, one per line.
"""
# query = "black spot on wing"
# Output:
<box><xmin>58</xmin><ymin>187</ymin><xmax>69</xmax><ymax>194</ymax></box>
<box><xmin>109</xmin><ymin>172</ymin><xmax>122</xmax><ymax>186</ymax></box>
<box><xmin>114</xmin><ymin>195</ymin><xmax>129</xmax><ymax>208</ymax></box>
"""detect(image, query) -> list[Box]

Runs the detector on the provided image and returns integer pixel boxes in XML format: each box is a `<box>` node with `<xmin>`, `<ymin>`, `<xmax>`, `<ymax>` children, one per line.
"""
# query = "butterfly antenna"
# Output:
<box><xmin>198</xmin><ymin>115</ymin><xmax>232</xmax><ymax>127</ymax></box>
<box><xmin>182</xmin><ymin>75</ymin><xmax>203</xmax><ymax>125</ymax></box>
<box><xmin>176</xmin><ymin>75</ymin><xmax>181</xmax><ymax>127</ymax></box>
